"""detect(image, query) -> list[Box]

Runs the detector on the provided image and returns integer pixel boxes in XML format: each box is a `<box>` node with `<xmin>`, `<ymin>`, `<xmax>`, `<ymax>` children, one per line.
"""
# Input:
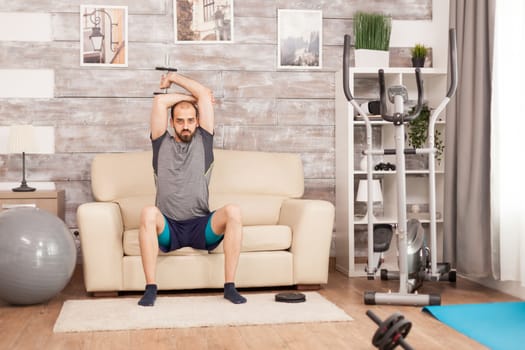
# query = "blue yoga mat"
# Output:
<box><xmin>423</xmin><ymin>301</ymin><xmax>525</xmax><ymax>350</ymax></box>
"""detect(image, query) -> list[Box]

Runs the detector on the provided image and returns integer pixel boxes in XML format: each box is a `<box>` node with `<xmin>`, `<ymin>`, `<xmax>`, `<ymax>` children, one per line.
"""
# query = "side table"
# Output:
<box><xmin>0</xmin><ymin>190</ymin><xmax>65</xmax><ymax>221</ymax></box>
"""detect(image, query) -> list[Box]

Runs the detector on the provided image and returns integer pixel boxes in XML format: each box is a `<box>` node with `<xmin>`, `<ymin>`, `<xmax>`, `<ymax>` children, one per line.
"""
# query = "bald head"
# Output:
<box><xmin>171</xmin><ymin>101</ymin><xmax>198</xmax><ymax>120</ymax></box>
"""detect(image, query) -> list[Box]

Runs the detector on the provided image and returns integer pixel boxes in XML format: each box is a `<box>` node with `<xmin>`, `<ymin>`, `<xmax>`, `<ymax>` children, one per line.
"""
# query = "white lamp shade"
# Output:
<box><xmin>7</xmin><ymin>124</ymin><xmax>37</xmax><ymax>154</ymax></box>
<box><xmin>356</xmin><ymin>179</ymin><xmax>383</xmax><ymax>203</ymax></box>
<box><xmin>91</xmin><ymin>35</ymin><xmax>103</xmax><ymax>51</ymax></box>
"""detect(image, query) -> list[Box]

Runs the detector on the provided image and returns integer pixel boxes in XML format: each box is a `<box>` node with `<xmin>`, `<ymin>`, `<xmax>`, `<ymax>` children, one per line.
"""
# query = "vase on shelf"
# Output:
<box><xmin>411</xmin><ymin>56</ymin><xmax>425</xmax><ymax>68</ymax></box>
<box><xmin>359</xmin><ymin>156</ymin><xmax>368</xmax><ymax>171</ymax></box>
<box><xmin>355</xmin><ymin>49</ymin><xmax>390</xmax><ymax>68</ymax></box>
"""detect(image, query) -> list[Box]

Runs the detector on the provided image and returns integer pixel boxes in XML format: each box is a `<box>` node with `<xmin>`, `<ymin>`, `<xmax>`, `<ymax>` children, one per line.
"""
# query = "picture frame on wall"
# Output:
<box><xmin>277</xmin><ymin>9</ymin><xmax>323</xmax><ymax>69</ymax></box>
<box><xmin>80</xmin><ymin>5</ymin><xmax>128</xmax><ymax>67</ymax></box>
<box><xmin>174</xmin><ymin>0</ymin><xmax>234</xmax><ymax>43</ymax></box>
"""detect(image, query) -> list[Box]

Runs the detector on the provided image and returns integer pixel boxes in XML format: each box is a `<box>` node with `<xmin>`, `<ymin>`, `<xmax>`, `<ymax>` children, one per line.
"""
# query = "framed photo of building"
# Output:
<box><xmin>174</xmin><ymin>0</ymin><xmax>234</xmax><ymax>43</ymax></box>
<box><xmin>277</xmin><ymin>9</ymin><xmax>322</xmax><ymax>69</ymax></box>
<box><xmin>80</xmin><ymin>5</ymin><xmax>128</xmax><ymax>66</ymax></box>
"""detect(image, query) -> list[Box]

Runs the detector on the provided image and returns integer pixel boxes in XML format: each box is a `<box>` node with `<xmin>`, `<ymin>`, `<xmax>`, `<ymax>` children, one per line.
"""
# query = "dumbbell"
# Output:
<box><xmin>153</xmin><ymin>66</ymin><xmax>178</xmax><ymax>95</ymax></box>
<box><xmin>375</xmin><ymin>162</ymin><xmax>396</xmax><ymax>171</ymax></box>
<box><xmin>366</xmin><ymin>310</ymin><xmax>413</xmax><ymax>350</ymax></box>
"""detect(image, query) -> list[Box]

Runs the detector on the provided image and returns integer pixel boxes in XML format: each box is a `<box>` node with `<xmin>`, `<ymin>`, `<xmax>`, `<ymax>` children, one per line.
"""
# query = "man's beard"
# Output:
<box><xmin>176</xmin><ymin>129</ymin><xmax>194</xmax><ymax>143</ymax></box>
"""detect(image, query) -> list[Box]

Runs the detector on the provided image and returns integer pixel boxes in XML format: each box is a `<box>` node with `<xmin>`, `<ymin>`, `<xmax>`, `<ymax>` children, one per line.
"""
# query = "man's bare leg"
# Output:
<box><xmin>138</xmin><ymin>206</ymin><xmax>165</xmax><ymax>306</ymax></box>
<box><xmin>211</xmin><ymin>204</ymin><xmax>246</xmax><ymax>304</ymax></box>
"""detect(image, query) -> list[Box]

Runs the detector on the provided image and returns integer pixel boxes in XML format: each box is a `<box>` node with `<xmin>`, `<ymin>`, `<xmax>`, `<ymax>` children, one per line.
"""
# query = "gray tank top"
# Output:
<box><xmin>152</xmin><ymin>127</ymin><xmax>214</xmax><ymax>220</ymax></box>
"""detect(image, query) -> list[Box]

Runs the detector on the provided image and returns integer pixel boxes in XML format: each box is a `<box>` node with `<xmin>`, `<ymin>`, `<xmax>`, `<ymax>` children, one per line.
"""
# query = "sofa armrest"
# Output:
<box><xmin>279</xmin><ymin>199</ymin><xmax>335</xmax><ymax>285</ymax></box>
<box><xmin>77</xmin><ymin>202</ymin><xmax>124</xmax><ymax>292</ymax></box>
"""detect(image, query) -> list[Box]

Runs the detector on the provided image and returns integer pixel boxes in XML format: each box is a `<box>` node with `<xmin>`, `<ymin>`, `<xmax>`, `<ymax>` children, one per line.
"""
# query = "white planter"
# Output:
<box><xmin>354</xmin><ymin>49</ymin><xmax>390</xmax><ymax>68</ymax></box>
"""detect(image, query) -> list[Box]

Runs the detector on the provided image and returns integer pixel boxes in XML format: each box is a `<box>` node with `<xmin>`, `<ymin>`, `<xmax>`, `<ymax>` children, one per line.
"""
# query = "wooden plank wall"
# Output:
<box><xmin>0</xmin><ymin>0</ymin><xmax>432</xmax><ymax>227</ymax></box>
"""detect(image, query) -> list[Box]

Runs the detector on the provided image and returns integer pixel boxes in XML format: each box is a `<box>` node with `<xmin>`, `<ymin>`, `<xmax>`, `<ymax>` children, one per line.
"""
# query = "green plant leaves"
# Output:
<box><xmin>407</xmin><ymin>105</ymin><xmax>444</xmax><ymax>163</ymax></box>
<box><xmin>354</xmin><ymin>12</ymin><xmax>392</xmax><ymax>51</ymax></box>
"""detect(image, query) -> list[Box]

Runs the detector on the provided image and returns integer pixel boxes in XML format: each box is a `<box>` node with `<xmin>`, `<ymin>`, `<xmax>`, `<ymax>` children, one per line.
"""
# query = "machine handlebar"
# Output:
<box><xmin>379</xmin><ymin>68</ymin><xmax>424</xmax><ymax>124</ymax></box>
<box><xmin>342</xmin><ymin>34</ymin><xmax>354</xmax><ymax>102</ymax></box>
<box><xmin>342</xmin><ymin>29</ymin><xmax>458</xmax><ymax>123</ymax></box>
<box><xmin>447</xmin><ymin>28</ymin><xmax>458</xmax><ymax>98</ymax></box>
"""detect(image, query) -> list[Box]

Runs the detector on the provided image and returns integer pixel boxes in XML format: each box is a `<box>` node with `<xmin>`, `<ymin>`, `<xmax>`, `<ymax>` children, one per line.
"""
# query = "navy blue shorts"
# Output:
<box><xmin>158</xmin><ymin>212</ymin><xmax>223</xmax><ymax>252</ymax></box>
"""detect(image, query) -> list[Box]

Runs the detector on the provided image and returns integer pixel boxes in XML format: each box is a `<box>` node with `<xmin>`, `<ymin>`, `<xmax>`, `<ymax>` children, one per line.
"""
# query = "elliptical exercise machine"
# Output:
<box><xmin>341</xmin><ymin>29</ymin><xmax>458</xmax><ymax>306</ymax></box>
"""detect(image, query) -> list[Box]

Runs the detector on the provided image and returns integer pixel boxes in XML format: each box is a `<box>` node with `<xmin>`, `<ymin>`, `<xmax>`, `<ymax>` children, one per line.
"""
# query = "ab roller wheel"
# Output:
<box><xmin>367</xmin><ymin>310</ymin><xmax>413</xmax><ymax>350</ymax></box>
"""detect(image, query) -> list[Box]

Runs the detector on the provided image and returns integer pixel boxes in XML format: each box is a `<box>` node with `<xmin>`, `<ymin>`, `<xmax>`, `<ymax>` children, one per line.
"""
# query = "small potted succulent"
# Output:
<box><xmin>410</xmin><ymin>43</ymin><xmax>428</xmax><ymax>68</ymax></box>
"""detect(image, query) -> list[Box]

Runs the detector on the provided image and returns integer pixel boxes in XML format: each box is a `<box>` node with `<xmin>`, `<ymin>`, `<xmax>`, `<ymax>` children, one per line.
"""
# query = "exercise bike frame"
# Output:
<box><xmin>342</xmin><ymin>29</ymin><xmax>458</xmax><ymax>306</ymax></box>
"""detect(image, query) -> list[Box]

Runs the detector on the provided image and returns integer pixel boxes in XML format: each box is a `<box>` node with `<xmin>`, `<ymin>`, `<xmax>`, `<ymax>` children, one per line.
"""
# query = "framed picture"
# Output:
<box><xmin>277</xmin><ymin>9</ymin><xmax>322</xmax><ymax>69</ymax></box>
<box><xmin>174</xmin><ymin>0</ymin><xmax>234</xmax><ymax>43</ymax></box>
<box><xmin>80</xmin><ymin>5</ymin><xmax>128</xmax><ymax>66</ymax></box>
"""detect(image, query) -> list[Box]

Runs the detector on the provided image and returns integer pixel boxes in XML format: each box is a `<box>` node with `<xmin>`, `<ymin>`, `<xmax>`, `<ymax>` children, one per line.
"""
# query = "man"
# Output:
<box><xmin>138</xmin><ymin>72</ymin><xmax>246</xmax><ymax>306</ymax></box>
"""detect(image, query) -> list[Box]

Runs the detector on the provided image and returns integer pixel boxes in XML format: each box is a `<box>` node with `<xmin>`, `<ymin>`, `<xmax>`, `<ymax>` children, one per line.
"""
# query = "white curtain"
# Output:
<box><xmin>491</xmin><ymin>0</ymin><xmax>525</xmax><ymax>285</ymax></box>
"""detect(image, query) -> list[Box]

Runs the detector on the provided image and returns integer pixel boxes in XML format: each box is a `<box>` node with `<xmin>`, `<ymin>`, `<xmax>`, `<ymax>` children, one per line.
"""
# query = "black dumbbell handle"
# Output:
<box><xmin>155</xmin><ymin>67</ymin><xmax>178</xmax><ymax>72</ymax></box>
<box><xmin>153</xmin><ymin>67</ymin><xmax>179</xmax><ymax>95</ymax></box>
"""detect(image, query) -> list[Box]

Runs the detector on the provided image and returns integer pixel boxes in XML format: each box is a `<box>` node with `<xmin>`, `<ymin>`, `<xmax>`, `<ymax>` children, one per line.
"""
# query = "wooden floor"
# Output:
<box><xmin>0</xmin><ymin>265</ymin><xmax>519</xmax><ymax>350</ymax></box>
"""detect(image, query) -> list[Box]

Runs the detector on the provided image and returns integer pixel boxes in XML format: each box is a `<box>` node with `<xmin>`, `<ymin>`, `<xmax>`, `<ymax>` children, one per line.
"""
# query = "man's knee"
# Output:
<box><xmin>140</xmin><ymin>206</ymin><xmax>161</xmax><ymax>227</ymax></box>
<box><xmin>224</xmin><ymin>204</ymin><xmax>241</xmax><ymax>223</ymax></box>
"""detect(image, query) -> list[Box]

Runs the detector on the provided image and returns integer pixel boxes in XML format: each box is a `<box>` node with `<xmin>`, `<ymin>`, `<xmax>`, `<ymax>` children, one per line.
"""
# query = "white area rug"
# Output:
<box><xmin>53</xmin><ymin>292</ymin><xmax>352</xmax><ymax>333</ymax></box>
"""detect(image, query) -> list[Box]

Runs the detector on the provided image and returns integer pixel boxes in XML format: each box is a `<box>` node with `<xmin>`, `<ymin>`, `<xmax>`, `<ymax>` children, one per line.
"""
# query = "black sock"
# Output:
<box><xmin>224</xmin><ymin>282</ymin><xmax>247</xmax><ymax>304</ymax></box>
<box><xmin>138</xmin><ymin>284</ymin><xmax>157</xmax><ymax>306</ymax></box>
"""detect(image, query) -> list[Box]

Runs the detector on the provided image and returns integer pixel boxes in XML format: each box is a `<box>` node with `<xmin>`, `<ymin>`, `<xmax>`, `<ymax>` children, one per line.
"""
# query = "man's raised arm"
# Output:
<box><xmin>163</xmin><ymin>72</ymin><xmax>214</xmax><ymax>134</ymax></box>
<box><xmin>150</xmin><ymin>90</ymin><xmax>196</xmax><ymax>141</ymax></box>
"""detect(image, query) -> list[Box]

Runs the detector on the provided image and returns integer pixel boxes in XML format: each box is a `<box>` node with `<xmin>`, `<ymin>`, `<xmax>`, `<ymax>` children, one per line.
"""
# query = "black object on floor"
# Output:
<box><xmin>275</xmin><ymin>292</ymin><xmax>306</xmax><ymax>303</ymax></box>
<box><xmin>366</xmin><ymin>310</ymin><xmax>413</xmax><ymax>350</ymax></box>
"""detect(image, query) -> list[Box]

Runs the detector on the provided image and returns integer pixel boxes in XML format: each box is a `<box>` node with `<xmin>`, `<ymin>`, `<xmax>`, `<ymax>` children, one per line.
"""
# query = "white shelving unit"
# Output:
<box><xmin>335</xmin><ymin>67</ymin><xmax>448</xmax><ymax>277</ymax></box>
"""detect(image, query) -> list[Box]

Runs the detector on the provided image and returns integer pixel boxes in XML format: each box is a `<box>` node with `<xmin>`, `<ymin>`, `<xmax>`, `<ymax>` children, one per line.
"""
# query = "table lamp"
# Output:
<box><xmin>356</xmin><ymin>179</ymin><xmax>383</xmax><ymax>221</ymax></box>
<box><xmin>8</xmin><ymin>124</ymin><xmax>37</xmax><ymax>192</ymax></box>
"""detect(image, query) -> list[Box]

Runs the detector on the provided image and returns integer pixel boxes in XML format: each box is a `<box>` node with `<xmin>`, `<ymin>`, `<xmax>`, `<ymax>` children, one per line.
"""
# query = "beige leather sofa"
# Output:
<box><xmin>77</xmin><ymin>149</ymin><xmax>335</xmax><ymax>294</ymax></box>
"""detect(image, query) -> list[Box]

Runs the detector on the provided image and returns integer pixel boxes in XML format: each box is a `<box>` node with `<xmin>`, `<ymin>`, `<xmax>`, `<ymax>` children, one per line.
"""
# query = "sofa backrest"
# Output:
<box><xmin>209</xmin><ymin>149</ymin><xmax>303</xmax><ymax>197</ymax></box>
<box><xmin>90</xmin><ymin>149</ymin><xmax>304</xmax><ymax>228</ymax></box>
<box><xmin>91</xmin><ymin>151</ymin><xmax>156</xmax><ymax>202</ymax></box>
<box><xmin>209</xmin><ymin>149</ymin><xmax>304</xmax><ymax>225</ymax></box>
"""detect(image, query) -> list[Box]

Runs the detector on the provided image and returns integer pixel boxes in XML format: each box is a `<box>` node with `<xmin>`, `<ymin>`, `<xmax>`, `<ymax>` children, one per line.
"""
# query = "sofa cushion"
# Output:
<box><xmin>123</xmin><ymin>225</ymin><xmax>292</xmax><ymax>256</ymax></box>
<box><xmin>210</xmin><ymin>149</ymin><xmax>304</xmax><ymax>198</ymax></box>
<box><xmin>210</xmin><ymin>225</ymin><xmax>292</xmax><ymax>254</ymax></box>
<box><xmin>116</xmin><ymin>193</ymin><xmax>284</xmax><ymax>230</ymax></box>
<box><xmin>209</xmin><ymin>193</ymin><xmax>285</xmax><ymax>226</ymax></box>
<box><xmin>91</xmin><ymin>151</ymin><xmax>156</xmax><ymax>202</ymax></box>
<box><xmin>90</xmin><ymin>149</ymin><xmax>304</xmax><ymax>204</ymax></box>
<box><xmin>115</xmin><ymin>195</ymin><xmax>155</xmax><ymax>230</ymax></box>
<box><xmin>90</xmin><ymin>148</ymin><xmax>305</xmax><ymax>229</ymax></box>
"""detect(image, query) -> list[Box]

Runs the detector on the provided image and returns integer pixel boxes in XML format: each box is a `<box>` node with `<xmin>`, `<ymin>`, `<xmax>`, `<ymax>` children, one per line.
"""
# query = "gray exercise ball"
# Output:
<box><xmin>0</xmin><ymin>207</ymin><xmax>77</xmax><ymax>305</ymax></box>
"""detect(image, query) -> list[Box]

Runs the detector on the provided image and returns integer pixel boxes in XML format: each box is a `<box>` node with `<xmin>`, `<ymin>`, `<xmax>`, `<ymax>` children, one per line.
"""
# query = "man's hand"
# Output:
<box><xmin>159</xmin><ymin>73</ymin><xmax>173</xmax><ymax>90</ymax></box>
<box><xmin>157</xmin><ymin>72</ymin><xmax>215</xmax><ymax>135</ymax></box>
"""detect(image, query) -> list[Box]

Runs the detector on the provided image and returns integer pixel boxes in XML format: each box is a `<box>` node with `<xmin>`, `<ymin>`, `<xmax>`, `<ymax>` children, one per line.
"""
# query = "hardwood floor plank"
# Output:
<box><xmin>274</xmin><ymin>323</ymin><xmax>314</xmax><ymax>350</ymax></box>
<box><xmin>276</xmin><ymin>323</ymin><xmax>343</xmax><ymax>350</ymax></box>
<box><xmin>238</xmin><ymin>325</ymin><xmax>288</xmax><ymax>349</ymax></box>
<box><xmin>0</xmin><ymin>265</ymin><xmax>520</xmax><ymax>349</ymax></box>
<box><xmin>172</xmin><ymin>327</ymin><xmax>209</xmax><ymax>349</ymax></box>
<box><xmin>45</xmin><ymin>332</ymin><xmax>93</xmax><ymax>350</ymax></box>
<box><xmin>0</xmin><ymin>302</ymin><xmax>35</xmax><ymax>349</ymax></box>
<box><xmin>129</xmin><ymin>329</ymin><xmax>173</xmax><ymax>350</ymax></box>
<box><xmin>204</xmin><ymin>326</ymin><xmax>247</xmax><ymax>350</ymax></box>
<box><xmin>12</xmin><ymin>304</ymin><xmax>55</xmax><ymax>348</ymax></box>
<box><xmin>89</xmin><ymin>330</ymin><xmax>130</xmax><ymax>350</ymax></box>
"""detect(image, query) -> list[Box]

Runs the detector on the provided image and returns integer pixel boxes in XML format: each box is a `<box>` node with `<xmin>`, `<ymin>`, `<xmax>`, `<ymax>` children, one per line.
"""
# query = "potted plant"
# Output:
<box><xmin>407</xmin><ymin>104</ymin><xmax>444</xmax><ymax>163</ymax></box>
<box><xmin>410</xmin><ymin>44</ymin><xmax>428</xmax><ymax>68</ymax></box>
<box><xmin>353</xmin><ymin>11</ymin><xmax>392</xmax><ymax>67</ymax></box>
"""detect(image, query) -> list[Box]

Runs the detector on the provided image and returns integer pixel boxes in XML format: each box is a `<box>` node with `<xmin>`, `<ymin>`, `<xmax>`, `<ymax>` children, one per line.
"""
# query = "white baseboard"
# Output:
<box><xmin>462</xmin><ymin>274</ymin><xmax>525</xmax><ymax>300</ymax></box>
